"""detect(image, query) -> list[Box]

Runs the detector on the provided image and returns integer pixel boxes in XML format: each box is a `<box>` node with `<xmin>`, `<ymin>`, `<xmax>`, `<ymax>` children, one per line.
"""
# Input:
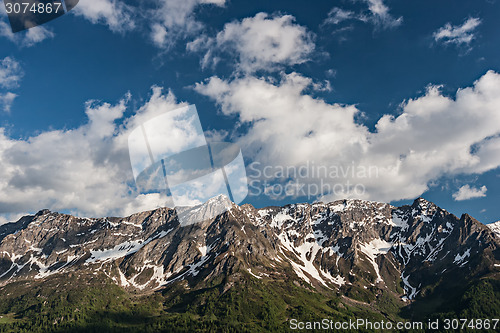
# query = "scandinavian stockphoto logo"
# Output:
<box><xmin>3</xmin><ymin>0</ymin><xmax>79</xmax><ymax>33</ymax></box>
<box><xmin>128</xmin><ymin>105</ymin><xmax>248</xmax><ymax>226</ymax></box>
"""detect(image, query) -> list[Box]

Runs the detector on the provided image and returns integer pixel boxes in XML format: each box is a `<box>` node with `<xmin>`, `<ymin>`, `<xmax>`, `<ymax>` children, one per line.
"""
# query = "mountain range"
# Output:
<box><xmin>0</xmin><ymin>196</ymin><xmax>499</xmax><ymax>332</ymax></box>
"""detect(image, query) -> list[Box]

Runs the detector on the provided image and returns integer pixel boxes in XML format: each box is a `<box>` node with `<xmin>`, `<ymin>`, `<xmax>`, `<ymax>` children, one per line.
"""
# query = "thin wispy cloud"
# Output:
<box><xmin>0</xmin><ymin>57</ymin><xmax>22</xmax><ymax>113</ymax></box>
<box><xmin>0</xmin><ymin>57</ymin><xmax>23</xmax><ymax>89</ymax></box>
<box><xmin>0</xmin><ymin>21</ymin><xmax>54</xmax><ymax>47</ymax></box>
<box><xmin>150</xmin><ymin>0</ymin><xmax>227</xmax><ymax>48</ymax></box>
<box><xmin>364</xmin><ymin>0</ymin><xmax>402</xmax><ymax>28</ymax></box>
<box><xmin>324</xmin><ymin>8</ymin><xmax>357</xmax><ymax>25</ymax></box>
<box><xmin>1</xmin><ymin>0</ymin><xmax>225</xmax><ymax>48</ymax></box>
<box><xmin>0</xmin><ymin>3</ymin><xmax>55</xmax><ymax>46</ymax></box>
<box><xmin>0</xmin><ymin>92</ymin><xmax>17</xmax><ymax>113</ymax></box>
<box><xmin>73</xmin><ymin>0</ymin><xmax>227</xmax><ymax>48</ymax></box>
<box><xmin>323</xmin><ymin>0</ymin><xmax>402</xmax><ymax>30</ymax></box>
<box><xmin>433</xmin><ymin>17</ymin><xmax>481</xmax><ymax>47</ymax></box>
<box><xmin>73</xmin><ymin>0</ymin><xmax>135</xmax><ymax>33</ymax></box>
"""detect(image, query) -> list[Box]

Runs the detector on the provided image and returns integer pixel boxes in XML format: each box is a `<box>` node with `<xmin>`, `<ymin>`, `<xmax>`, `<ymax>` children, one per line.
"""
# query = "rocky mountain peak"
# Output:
<box><xmin>35</xmin><ymin>209</ymin><xmax>51</xmax><ymax>216</ymax></box>
<box><xmin>0</xmin><ymin>197</ymin><xmax>498</xmax><ymax>305</ymax></box>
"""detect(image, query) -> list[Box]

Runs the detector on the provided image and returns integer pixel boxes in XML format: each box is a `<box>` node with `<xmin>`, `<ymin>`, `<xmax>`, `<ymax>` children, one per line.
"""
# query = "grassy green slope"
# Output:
<box><xmin>0</xmin><ymin>270</ymin><xmax>400</xmax><ymax>333</ymax></box>
<box><xmin>0</xmin><ymin>270</ymin><xmax>498</xmax><ymax>332</ymax></box>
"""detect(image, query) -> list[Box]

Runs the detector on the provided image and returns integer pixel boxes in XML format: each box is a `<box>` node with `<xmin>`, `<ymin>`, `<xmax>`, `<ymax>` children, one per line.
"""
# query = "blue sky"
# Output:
<box><xmin>0</xmin><ymin>0</ymin><xmax>499</xmax><ymax>224</ymax></box>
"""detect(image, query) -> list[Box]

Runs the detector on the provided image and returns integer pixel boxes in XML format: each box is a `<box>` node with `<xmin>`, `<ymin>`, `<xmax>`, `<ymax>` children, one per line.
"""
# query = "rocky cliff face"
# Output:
<box><xmin>0</xmin><ymin>196</ymin><xmax>499</xmax><ymax>303</ymax></box>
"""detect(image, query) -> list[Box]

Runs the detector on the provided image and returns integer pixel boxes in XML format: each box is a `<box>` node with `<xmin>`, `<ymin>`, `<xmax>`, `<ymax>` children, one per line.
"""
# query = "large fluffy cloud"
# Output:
<box><xmin>195</xmin><ymin>70</ymin><xmax>500</xmax><ymax>202</ymax></box>
<box><xmin>0</xmin><ymin>87</ymin><xmax>192</xmax><ymax>223</ymax></box>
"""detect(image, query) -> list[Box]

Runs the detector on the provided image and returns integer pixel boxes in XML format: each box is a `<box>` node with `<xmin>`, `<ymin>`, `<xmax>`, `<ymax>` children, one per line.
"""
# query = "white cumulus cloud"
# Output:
<box><xmin>0</xmin><ymin>20</ymin><xmax>54</xmax><ymax>47</ymax></box>
<box><xmin>188</xmin><ymin>13</ymin><xmax>315</xmax><ymax>73</ymax></box>
<box><xmin>453</xmin><ymin>185</ymin><xmax>487</xmax><ymax>201</ymax></box>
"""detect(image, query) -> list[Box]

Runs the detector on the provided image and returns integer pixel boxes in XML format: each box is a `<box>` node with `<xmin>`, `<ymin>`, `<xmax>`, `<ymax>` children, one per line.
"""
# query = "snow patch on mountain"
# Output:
<box><xmin>390</xmin><ymin>211</ymin><xmax>409</xmax><ymax>229</ymax></box>
<box><xmin>247</xmin><ymin>268</ymin><xmax>262</xmax><ymax>279</ymax></box>
<box><xmin>278</xmin><ymin>231</ymin><xmax>339</xmax><ymax>288</ymax></box>
<box><xmin>401</xmin><ymin>273</ymin><xmax>418</xmax><ymax>300</ymax></box>
<box><xmin>454</xmin><ymin>248</ymin><xmax>471</xmax><ymax>265</ymax></box>
<box><xmin>359</xmin><ymin>239</ymin><xmax>393</xmax><ymax>283</ymax></box>
<box><xmin>87</xmin><ymin>240</ymin><xmax>143</xmax><ymax>263</ymax></box>
<box><xmin>271</xmin><ymin>212</ymin><xmax>293</xmax><ymax>228</ymax></box>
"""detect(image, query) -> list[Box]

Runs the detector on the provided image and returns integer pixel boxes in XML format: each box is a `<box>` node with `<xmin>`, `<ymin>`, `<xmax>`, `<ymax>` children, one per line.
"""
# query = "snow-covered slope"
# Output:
<box><xmin>487</xmin><ymin>221</ymin><xmax>500</xmax><ymax>237</ymax></box>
